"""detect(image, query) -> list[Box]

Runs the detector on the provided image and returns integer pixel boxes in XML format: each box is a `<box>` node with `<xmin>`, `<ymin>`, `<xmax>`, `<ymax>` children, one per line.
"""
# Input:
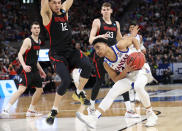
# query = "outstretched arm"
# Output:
<box><xmin>140</xmin><ymin>35</ymin><xmax>146</xmax><ymax>54</ymax></box>
<box><xmin>116</xmin><ymin>21</ymin><xmax>122</xmax><ymax>41</ymax></box>
<box><xmin>41</xmin><ymin>0</ymin><xmax>52</xmax><ymax>26</ymax></box>
<box><xmin>117</xmin><ymin>36</ymin><xmax>140</xmax><ymax>51</ymax></box>
<box><xmin>62</xmin><ymin>0</ymin><xmax>73</xmax><ymax>12</ymax></box>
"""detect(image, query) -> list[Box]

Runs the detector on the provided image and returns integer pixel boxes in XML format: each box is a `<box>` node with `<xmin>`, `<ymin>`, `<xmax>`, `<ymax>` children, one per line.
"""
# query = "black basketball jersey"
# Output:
<box><xmin>45</xmin><ymin>9</ymin><xmax>73</xmax><ymax>57</ymax></box>
<box><xmin>23</xmin><ymin>36</ymin><xmax>40</xmax><ymax>70</ymax></box>
<box><xmin>97</xmin><ymin>17</ymin><xmax>117</xmax><ymax>46</ymax></box>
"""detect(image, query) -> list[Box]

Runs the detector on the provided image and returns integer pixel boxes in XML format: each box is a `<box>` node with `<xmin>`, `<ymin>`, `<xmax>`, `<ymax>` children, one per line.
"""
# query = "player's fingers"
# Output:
<box><xmin>135</xmin><ymin>25</ymin><xmax>139</xmax><ymax>29</ymax></box>
<box><xmin>27</xmin><ymin>67</ymin><xmax>31</xmax><ymax>72</ymax></box>
<box><xmin>131</xmin><ymin>65</ymin><xmax>136</xmax><ymax>69</ymax></box>
<box><xmin>104</xmin><ymin>34</ymin><xmax>109</xmax><ymax>39</ymax></box>
<box><xmin>25</xmin><ymin>68</ymin><xmax>30</xmax><ymax>72</ymax></box>
<box><xmin>127</xmin><ymin>61</ymin><xmax>133</xmax><ymax>66</ymax></box>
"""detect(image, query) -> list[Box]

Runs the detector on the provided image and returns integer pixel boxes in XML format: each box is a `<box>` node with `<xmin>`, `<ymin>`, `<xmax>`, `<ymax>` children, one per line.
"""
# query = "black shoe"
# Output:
<box><xmin>46</xmin><ymin>109</ymin><xmax>58</xmax><ymax>125</ymax></box>
<box><xmin>72</xmin><ymin>91</ymin><xmax>91</xmax><ymax>105</ymax></box>
<box><xmin>80</xmin><ymin>91</ymin><xmax>91</xmax><ymax>105</ymax></box>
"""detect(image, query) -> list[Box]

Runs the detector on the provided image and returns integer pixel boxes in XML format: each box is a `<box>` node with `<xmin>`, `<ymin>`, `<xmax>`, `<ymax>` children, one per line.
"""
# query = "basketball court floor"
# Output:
<box><xmin>0</xmin><ymin>84</ymin><xmax>182</xmax><ymax>131</ymax></box>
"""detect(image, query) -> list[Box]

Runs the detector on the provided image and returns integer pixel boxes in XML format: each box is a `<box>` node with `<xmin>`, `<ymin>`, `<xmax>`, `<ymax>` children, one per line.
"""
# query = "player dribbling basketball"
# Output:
<box><xmin>76</xmin><ymin>37</ymin><xmax>158</xmax><ymax>128</ymax></box>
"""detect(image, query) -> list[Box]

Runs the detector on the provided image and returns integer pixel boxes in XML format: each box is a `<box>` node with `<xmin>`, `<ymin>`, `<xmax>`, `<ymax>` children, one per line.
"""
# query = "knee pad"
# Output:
<box><xmin>80</xmin><ymin>63</ymin><xmax>92</xmax><ymax>79</ymax></box>
<box><xmin>57</xmin><ymin>77</ymin><xmax>72</xmax><ymax>96</ymax></box>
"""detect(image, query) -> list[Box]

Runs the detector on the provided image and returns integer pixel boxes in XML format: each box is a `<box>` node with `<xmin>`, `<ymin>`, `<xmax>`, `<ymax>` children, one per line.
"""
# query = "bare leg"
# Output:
<box><xmin>30</xmin><ymin>88</ymin><xmax>43</xmax><ymax>106</ymax></box>
<box><xmin>3</xmin><ymin>85</ymin><xmax>26</xmax><ymax>113</ymax></box>
<box><xmin>53</xmin><ymin>93</ymin><xmax>64</xmax><ymax>110</ymax></box>
<box><xmin>77</xmin><ymin>76</ymin><xmax>88</xmax><ymax>90</ymax></box>
<box><xmin>9</xmin><ymin>85</ymin><xmax>26</xmax><ymax>105</ymax></box>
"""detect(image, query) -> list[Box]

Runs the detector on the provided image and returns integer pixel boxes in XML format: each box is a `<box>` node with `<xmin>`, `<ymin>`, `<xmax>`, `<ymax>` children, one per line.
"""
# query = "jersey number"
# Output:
<box><xmin>106</xmin><ymin>31</ymin><xmax>114</xmax><ymax>38</ymax></box>
<box><xmin>61</xmin><ymin>23</ymin><xmax>68</xmax><ymax>31</ymax></box>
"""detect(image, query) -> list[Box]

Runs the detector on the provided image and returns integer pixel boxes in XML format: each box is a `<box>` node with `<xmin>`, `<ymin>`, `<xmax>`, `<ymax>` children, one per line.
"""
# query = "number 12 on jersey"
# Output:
<box><xmin>60</xmin><ymin>23</ymin><xmax>68</xmax><ymax>31</ymax></box>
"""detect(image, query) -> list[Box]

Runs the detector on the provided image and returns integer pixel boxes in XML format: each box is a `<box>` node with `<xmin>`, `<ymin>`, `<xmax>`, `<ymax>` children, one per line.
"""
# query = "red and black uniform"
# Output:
<box><xmin>44</xmin><ymin>9</ymin><xmax>92</xmax><ymax>96</ymax></box>
<box><xmin>91</xmin><ymin>17</ymin><xmax>129</xmax><ymax>102</ymax></box>
<box><xmin>19</xmin><ymin>36</ymin><xmax>42</xmax><ymax>88</ymax></box>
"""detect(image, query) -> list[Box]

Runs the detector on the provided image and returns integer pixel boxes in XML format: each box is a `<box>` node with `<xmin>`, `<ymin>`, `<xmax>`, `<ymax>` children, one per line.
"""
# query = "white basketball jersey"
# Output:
<box><xmin>104</xmin><ymin>45</ymin><xmax>136</xmax><ymax>72</ymax></box>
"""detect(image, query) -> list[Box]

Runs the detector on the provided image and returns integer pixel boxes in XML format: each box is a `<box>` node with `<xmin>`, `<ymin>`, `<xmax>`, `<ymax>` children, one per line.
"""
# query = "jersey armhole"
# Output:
<box><xmin>44</xmin><ymin>18</ymin><xmax>52</xmax><ymax>33</ymax></box>
<box><xmin>115</xmin><ymin>21</ymin><xmax>118</xmax><ymax>32</ymax></box>
<box><xmin>96</xmin><ymin>19</ymin><xmax>101</xmax><ymax>36</ymax></box>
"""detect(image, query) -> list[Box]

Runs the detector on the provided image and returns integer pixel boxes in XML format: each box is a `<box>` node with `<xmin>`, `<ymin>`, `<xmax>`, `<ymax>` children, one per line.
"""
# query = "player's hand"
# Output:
<box><xmin>23</xmin><ymin>65</ymin><xmax>31</xmax><ymax>72</ymax></box>
<box><xmin>125</xmin><ymin>62</ymin><xmax>136</xmax><ymax>72</ymax></box>
<box><xmin>40</xmin><ymin>71</ymin><xmax>46</xmax><ymax>79</ymax></box>
<box><xmin>131</xmin><ymin>25</ymin><xmax>140</xmax><ymax>37</ymax></box>
<box><xmin>99</xmin><ymin>33</ymin><xmax>109</xmax><ymax>39</ymax></box>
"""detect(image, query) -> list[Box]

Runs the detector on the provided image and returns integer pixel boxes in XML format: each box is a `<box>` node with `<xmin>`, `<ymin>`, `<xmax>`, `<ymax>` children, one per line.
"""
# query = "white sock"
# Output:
<box><xmin>76</xmin><ymin>89</ymin><xmax>82</xmax><ymax>94</ymax></box>
<box><xmin>52</xmin><ymin>106</ymin><xmax>58</xmax><ymax>112</ymax></box>
<box><xmin>5</xmin><ymin>103</ymin><xmax>12</xmax><ymax>111</ymax></box>
<box><xmin>28</xmin><ymin>104</ymin><xmax>35</xmax><ymax>111</ymax></box>
<box><xmin>95</xmin><ymin>110</ymin><xmax>102</xmax><ymax>119</ymax></box>
<box><xmin>90</xmin><ymin>99</ymin><xmax>95</xmax><ymax>108</ymax></box>
<box><xmin>146</xmin><ymin>107</ymin><xmax>152</xmax><ymax>113</ymax></box>
<box><xmin>124</xmin><ymin>101</ymin><xmax>132</xmax><ymax>111</ymax></box>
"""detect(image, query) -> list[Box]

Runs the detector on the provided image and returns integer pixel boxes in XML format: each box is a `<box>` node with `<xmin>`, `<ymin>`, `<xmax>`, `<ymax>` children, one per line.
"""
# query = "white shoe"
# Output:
<box><xmin>125</xmin><ymin>110</ymin><xmax>141</xmax><ymax>118</ymax></box>
<box><xmin>26</xmin><ymin>110</ymin><xmax>42</xmax><ymax>117</ymax></box>
<box><xmin>87</xmin><ymin>106</ymin><xmax>96</xmax><ymax>115</ymax></box>
<box><xmin>1</xmin><ymin>109</ymin><xmax>9</xmax><ymax>116</ymax></box>
<box><xmin>145</xmin><ymin>111</ymin><xmax>158</xmax><ymax>127</ymax></box>
<box><xmin>76</xmin><ymin>112</ymin><xmax>97</xmax><ymax>129</ymax></box>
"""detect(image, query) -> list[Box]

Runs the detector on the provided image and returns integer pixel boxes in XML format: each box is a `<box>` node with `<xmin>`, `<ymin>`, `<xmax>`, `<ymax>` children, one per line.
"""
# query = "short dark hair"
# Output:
<box><xmin>102</xmin><ymin>2</ymin><xmax>112</xmax><ymax>8</ymax></box>
<box><xmin>92</xmin><ymin>37</ymin><xmax>108</xmax><ymax>46</ymax></box>
<box><xmin>30</xmin><ymin>21</ymin><xmax>40</xmax><ymax>29</ymax></box>
<box><xmin>130</xmin><ymin>22</ymin><xmax>137</xmax><ymax>26</ymax></box>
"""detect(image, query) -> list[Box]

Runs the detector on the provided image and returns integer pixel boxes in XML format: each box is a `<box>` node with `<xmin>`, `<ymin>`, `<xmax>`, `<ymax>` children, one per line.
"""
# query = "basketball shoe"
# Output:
<box><xmin>46</xmin><ymin>109</ymin><xmax>58</xmax><ymax>125</ymax></box>
<box><xmin>1</xmin><ymin>109</ymin><xmax>9</xmax><ymax>116</ymax></box>
<box><xmin>87</xmin><ymin>106</ymin><xmax>96</xmax><ymax>115</ymax></box>
<box><xmin>72</xmin><ymin>91</ymin><xmax>91</xmax><ymax>105</ymax></box>
<box><xmin>145</xmin><ymin>111</ymin><xmax>158</xmax><ymax>127</ymax></box>
<box><xmin>26</xmin><ymin>110</ymin><xmax>42</xmax><ymax>117</ymax></box>
<box><xmin>76</xmin><ymin>112</ymin><xmax>97</xmax><ymax>129</ymax></box>
<box><xmin>125</xmin><ymin>110</ymin><xmax>141</xmax><ymax>118</ymax></box>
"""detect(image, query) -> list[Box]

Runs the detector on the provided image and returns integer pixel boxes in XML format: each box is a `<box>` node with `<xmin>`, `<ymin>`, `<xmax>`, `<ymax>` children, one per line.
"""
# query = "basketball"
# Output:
<box><xmin>127</xmin><ymin>52</ymin><xmax>145</xmax><ymax>70</ymax></box>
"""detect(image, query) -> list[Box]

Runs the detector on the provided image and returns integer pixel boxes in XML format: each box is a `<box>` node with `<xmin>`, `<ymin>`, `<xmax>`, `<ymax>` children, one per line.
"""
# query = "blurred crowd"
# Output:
<box><xmin>0</xmin><ymin>1</ymin><xmax>30</xmax><ymax>43</ymax></box>
<box><xmin>122</xmin><ymin>0</ymin><xmax>182</xmax><ymax>69</ymax></box>
<box><xmin>0</xmin><ymin>0</ymin><xmax>181</xmax><ymax>85</ymax></box>
<box><xmin>0</xmin><ymin>46</ymin><xmax>19</xmax><ymax>80</ymax></box>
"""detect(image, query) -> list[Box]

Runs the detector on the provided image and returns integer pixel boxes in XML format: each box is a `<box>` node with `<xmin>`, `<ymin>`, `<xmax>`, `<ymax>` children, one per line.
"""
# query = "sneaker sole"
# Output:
<box><xmin>124</xmin><ymin>115</ymin><xmax>141</xmax><ymax>118</ymax></box>
<box><xmin>145</xmin><ymin>122</ymin><xmax>157</xmax><ymax>127</ymax></box>
<box><xmin>1</xmin><ymin>112</ymin><xmax>9</xmax><ymax>116</ymax></box>
<box><xmin>76</xmin><ymin>112</ymin><xmax>95</xmax><ymax>129</ymax></box>
<box><xmin>145</xmin><ymin>117</ymin><xmax>158</xmax><ymax>127</ymax></box>
<box><xmin>26</xmin><ymin>114</ymin><xmax>42</xmax><ymax>117</ymax></box>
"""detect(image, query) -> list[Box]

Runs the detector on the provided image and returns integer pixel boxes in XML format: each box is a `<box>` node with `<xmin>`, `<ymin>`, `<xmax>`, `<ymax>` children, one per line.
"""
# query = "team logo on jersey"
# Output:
<box><xmin>62</xmin><ymin>10</ymin><xmax>66</xmax><ymax>13</ymax></box>
<box><xmin>118</xmin><ymin>52</ymin><xmax>123</xmax><ymax>58</ymax></box>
